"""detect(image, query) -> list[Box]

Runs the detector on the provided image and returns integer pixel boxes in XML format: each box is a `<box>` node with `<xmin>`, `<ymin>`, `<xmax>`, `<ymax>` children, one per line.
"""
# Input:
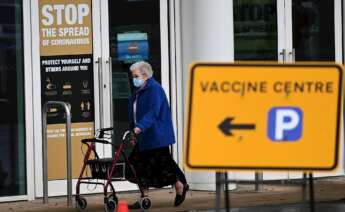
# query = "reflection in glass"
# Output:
<box><xmin>233</xmin><ymin>0</ymin><xmax>278</xmax><ymax>60</ymax></box>
<box><xmin>0</xmin><ymin>0</ymin><xmax>26</xmax><ymax>196</ymax></box>
<box><xmin>108</xmin><ymin>0</ymin><xmax>162</xmax><ymax>156</ymax></box>
<box><xmin>292</xmin><ymin>0</ymin><xmax>335</xmax><ymax>61</ymax></box>
<box><xmin>112</xmin><ymin>73</ymin><xmax>131</xmax><ymax>99</ymax></box>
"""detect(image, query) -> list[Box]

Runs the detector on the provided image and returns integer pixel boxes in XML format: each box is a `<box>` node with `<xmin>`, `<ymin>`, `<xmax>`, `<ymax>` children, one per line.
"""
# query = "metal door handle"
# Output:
<box><xmin>96</xmin><ymin>57</ymin><xmax>104</xmax><ymax>128</ymax></box>
<box><xmin>279</xmin><ymin>49</ymin><xmax>286</xmax><ymax>62</ymax></box>
<box><xmin>289</xmin><ymin>49</ymin><xmax>296</xmax><ymax>62</ymax></box>
<box><xmin>106</xmin><ymin>57</ymin><xmax>114</xmax><ymax>129</ymax></box>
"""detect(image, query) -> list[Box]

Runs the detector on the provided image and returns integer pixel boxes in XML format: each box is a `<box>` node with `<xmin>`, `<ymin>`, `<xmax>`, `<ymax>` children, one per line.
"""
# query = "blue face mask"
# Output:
<box><xmin>133</xmin><ymin>77</ymin><xmax>145</xmax><ymax>87</ymax></box>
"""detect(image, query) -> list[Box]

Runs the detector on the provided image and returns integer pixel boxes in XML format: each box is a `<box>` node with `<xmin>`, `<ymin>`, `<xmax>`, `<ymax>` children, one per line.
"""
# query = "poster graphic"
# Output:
<box><xmin>117</xmin><ymin>32</ymin><xmax>149</xmax><ymax>63</ymax></box>
<box><xmin>39</xmin><ymin>0</ymin><xmax>94</xmax><ymax>180</ymax></box>
<box><xmin>39</xmin><ymin>0</ymin><xmax>92</xmax><ymax>56</ymax></box>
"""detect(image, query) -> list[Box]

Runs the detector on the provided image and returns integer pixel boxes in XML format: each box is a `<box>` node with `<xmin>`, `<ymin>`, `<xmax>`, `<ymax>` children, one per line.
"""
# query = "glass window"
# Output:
<box><xmin>233</xmin><ymin>0</ymin><xmax>278</xmax><ymax>60</ymax></box>
<box><xmin>292</xmin><ymin>0</ymin><xmax>335</xmax><ymax>61</ymax></box>
<box><xmin>108</xmin><ymin>0</ymin><xmax>162</xmax><ymax>156</ymax></box>
<box><xmin>0</xmin><ymin>0</ymin><xmax>26</xmax><ymax>196</ymax></box>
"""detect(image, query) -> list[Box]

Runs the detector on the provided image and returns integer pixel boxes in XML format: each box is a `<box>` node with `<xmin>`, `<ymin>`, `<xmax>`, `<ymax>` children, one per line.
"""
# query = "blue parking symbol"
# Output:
<box><xmin>268</xmin><ymin>107</ymin><xmax>303</xmax><ymax>141</ymax></box>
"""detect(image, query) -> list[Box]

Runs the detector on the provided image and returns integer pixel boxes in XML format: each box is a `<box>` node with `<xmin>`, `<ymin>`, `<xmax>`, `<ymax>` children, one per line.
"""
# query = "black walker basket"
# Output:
<box><xmin>86</xmin><ymin>158</ymin><xmax>126</xmax><ymax>180</ymax></box>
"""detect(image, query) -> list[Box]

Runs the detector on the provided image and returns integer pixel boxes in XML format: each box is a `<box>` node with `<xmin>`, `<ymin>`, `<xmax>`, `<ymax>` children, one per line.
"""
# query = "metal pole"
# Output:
<box><xmin>42</xmin><ymin>104</ymin><xmax>48</xmax><ymax>204</ymax></box>
<box><xmin>215</xmin><ymin>172</ymin><xmax>223</xmax><ymax>212</ymax></box>
<box><xmin>64</xmin><ymin>103</ymin><xmax>72</xmax><ymax>207</ymax></box>
<box><xmin>224</xmin><ymin>173</ymin><xmax>230</xmax><ymax>212</ymax></box>
<box><xmin>309</xmin><ymin>173</ymin><xmax>315</xmax><ymax>212</ymax></box>
<box><xmin>42</xmin><ymin>101</ymin><xmax>72</xmax><ymax>206</ymax></box>
<box><xmin>302</xmin><ymin>173</ymin><xmax>308</xmax><ymax>202</ymax></box>
<box><xmin>255</xmin><ymin>172</ymin><xmax>264</xmax><ymax>191</ymax></box>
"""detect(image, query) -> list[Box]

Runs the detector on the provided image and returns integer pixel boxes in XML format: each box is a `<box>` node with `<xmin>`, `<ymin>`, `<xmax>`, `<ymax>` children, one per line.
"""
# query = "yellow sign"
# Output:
<box><xmin>185</xmin><ymin>63</ymin><xmax>343</xmax><ymax>171</ymax></box>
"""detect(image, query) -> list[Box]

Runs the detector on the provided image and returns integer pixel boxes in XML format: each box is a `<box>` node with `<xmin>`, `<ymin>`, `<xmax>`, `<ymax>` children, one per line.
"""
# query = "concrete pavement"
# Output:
<box><xmin>1</xmin><ymin>177</ymin><xmax>345</xmax><ymax>211</ymax></box>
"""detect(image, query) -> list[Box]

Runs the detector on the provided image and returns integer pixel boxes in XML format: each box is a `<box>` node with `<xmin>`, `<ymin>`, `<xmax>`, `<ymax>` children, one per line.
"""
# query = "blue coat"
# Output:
<box><xmin>128</xmin><ymin>78</ymin><xmax>176</xmax><ymax>151</ymax></box>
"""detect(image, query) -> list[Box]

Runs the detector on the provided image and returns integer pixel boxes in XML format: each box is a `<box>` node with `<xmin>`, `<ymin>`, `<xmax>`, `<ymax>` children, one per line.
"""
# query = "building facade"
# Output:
<box><xmin>0</xmin><ymin>0</ymin><xmax>343</xmax><ymax>202</ymax></box>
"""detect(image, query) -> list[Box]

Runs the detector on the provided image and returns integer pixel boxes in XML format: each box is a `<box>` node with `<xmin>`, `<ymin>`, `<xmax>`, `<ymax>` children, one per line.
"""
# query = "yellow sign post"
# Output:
<box><xmin>185</xmin><ymin>63</ymin><xmax>343</xmax><ymax>171</ymax></box>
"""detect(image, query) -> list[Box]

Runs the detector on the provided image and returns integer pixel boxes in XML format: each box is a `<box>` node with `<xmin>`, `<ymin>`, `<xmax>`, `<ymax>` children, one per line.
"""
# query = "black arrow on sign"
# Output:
<box><xmin>218</xmin><ymin>117</ymin><xmax>256</xmax><ymax>136</ymax></box>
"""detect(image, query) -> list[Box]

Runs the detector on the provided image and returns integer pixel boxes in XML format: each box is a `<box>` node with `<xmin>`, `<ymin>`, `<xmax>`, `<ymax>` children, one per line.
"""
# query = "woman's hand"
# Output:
<box><xmin>129</xmin><ymin>127</ymin><xmax>141</xmax><ymax>146</ymax></box>
<box><xmin>134</xmin><ymin>127</ymin><xmax>142</xmax><ymax>134</ymax></box>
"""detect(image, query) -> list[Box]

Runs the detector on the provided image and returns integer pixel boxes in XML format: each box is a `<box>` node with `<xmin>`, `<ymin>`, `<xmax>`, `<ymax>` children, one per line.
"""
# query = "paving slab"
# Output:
<box><xmin>0</xmin><ymin>178</ymin><xmax>345</xmax><ymax>211</ymax></box>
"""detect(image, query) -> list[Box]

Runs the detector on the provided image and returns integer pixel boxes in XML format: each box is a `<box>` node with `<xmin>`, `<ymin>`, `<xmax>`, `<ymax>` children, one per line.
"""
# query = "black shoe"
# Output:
<box><xmin>128</xmin><ymin>201</ymin><xmax>141</xmax><ymax>209</ymax></box>
<box><xmin>174</xmin><ymin>184</ymin><xmax>189</xmax><ymax>207</ymax></box>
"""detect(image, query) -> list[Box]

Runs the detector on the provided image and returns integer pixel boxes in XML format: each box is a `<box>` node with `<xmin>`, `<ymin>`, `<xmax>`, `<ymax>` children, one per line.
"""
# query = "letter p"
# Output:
<box><xmin>268</xmin><ymin>107</ymin><xmax>303</xmax><ymax>141</ymax></box>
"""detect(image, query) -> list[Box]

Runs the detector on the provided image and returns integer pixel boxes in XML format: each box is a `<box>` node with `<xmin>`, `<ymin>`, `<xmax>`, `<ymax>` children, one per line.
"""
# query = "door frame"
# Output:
<box><xmin>277</xmin><ymin>0</ymin><xmax>290</xmax><ymax>63</ymax></box>
<box><xmin>94</xmin><ymin>0</ymin><xmax>172</xmax><ymax>190</ymax></box>
<box><xmin>32</xmin><ymin>0</ymin><xmax>44</xmax><ymax>198</ymax></box>
<box><xmin>98</xmin><ymin>0</ymin><xmax>171</xmax><ymax>159</ymax></box>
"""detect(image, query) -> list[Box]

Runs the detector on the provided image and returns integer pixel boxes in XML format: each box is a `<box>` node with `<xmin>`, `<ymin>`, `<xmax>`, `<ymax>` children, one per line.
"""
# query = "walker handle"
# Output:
<box><xmin>122</xmin><ymin>130</ymin><xmax>137</xmax><ymax>143</ymax></box>
<box><xmin>81</xmin><ymin>138</ymin><xmax>111</xmax><ymax>145</ymax></box>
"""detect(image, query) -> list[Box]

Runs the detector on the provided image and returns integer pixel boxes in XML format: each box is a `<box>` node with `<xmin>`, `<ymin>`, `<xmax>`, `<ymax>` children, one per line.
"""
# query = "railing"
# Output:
<box><xmin>42</xmin><ymin>101</ymin><xmax>72</xmax><ymax>206</ymax></box>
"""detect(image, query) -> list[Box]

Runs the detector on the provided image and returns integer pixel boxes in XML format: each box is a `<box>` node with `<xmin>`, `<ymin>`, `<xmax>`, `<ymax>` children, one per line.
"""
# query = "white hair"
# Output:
<box><xmin>130</xmin><ymin>61</ymin><xmax>153</xmax><ymax>78</ymax></box>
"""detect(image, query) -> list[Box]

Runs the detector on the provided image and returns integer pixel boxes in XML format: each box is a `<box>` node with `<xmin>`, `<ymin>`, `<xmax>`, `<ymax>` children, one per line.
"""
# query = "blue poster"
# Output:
<box><xmin>117</xmin><ymin>32</ymin><xmax>149</xmax><ymax>63</ymax></box>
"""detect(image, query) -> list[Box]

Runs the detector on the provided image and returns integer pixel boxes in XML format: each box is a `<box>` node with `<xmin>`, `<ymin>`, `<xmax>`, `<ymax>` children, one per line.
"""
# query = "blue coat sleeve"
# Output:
<box><xmin>136</xmin><ymin>87</ymin><xmax>162</xmax><ymax>132</ymax></box>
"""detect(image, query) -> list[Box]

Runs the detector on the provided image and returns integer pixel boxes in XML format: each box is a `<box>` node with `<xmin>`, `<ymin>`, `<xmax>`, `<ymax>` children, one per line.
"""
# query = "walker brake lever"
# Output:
<box><xmin>123</xmin><ymin>130</ymin><xmax>137</xmax><ymax>143</ymax></box>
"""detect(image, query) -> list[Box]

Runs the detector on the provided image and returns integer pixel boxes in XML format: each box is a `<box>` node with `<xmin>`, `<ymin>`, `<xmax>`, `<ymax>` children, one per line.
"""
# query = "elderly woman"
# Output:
<box><xmin>125</xmin><ymin>61</ymin><xmax>188</xmax><ymax>208</ymax></box>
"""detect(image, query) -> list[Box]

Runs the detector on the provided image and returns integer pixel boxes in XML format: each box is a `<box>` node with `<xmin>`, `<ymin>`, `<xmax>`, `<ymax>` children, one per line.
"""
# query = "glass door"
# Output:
<box><xmin>234</xmin><ymin>0</ymin><xmax>341</xmax><ymax>63</ymax></box>
<box><xmin>0</xmin><ymin>0</ymin><xmax>26</xmax><ymax>198</ymax></box>
<box><xmin>233</xmin><ymin>0</ymin><xmax>287</xmax><ymax>62</ymax></box>
<box><xmin>233</xmin><ymin>0</ymin><xmax>342</xmax><ymax>181</ymax></box>
<box><xmin>278</xmin><ymin>0</ymin><xmax>341</xmax><ymax>64</ymax></box>
<box><xmin>286</xmin><ymin>0</ymin><xmax>343</xmax><ymax>179</ymax></box>
<box><xmin>96</xmin><ymin>0</ymin><xmax>170</xmax><ymax>191</ymax></box>
<box><xmin>291</xmin><ymin>0</ymin><xmax>340</xmax><ymax>62</ymax></box>
<box><xmin>35</xmin><ymin>0</ymin><xmax>106</xmax><ymax>197</ymax></box>
<box><xmin>233</xmin><ymin>0</ymin><xmax>289</xmax><ymax>180</ymax></box>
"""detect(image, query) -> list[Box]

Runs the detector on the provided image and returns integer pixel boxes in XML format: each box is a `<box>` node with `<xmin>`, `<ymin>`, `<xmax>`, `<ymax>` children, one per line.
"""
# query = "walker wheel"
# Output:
<box><xmin>76</xmin><ymin>196</ymin><xmax>87</xmax><ymax>211</ymax></box>
<box><xmin>108</xmin><ymin>193</ymin><xmax>118</xmax><ymax>205</ymax></box>
<box><xmin>140</xmin><ymin>197</ymin><xmax>152</xmax><ymax>210</ymax></box>
<box><xmin>104</xmin><ymin>194</ymin><xmax>118</xmax><ymax>212</ymax></box>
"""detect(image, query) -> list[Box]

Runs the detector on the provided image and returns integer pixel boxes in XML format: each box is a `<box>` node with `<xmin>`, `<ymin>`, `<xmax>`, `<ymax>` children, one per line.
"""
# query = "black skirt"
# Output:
<box><xmin>125</xmin><ymin>145</ymin><xmax>186</xmax><ymax>188</ymax></box>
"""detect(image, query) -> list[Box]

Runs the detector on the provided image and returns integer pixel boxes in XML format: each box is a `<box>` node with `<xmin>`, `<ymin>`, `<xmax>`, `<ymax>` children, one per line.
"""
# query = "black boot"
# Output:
<box><xmin>174</xmin><ymin>184</ymin><xmax>189</xmax><ymax>206</ymax></box>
